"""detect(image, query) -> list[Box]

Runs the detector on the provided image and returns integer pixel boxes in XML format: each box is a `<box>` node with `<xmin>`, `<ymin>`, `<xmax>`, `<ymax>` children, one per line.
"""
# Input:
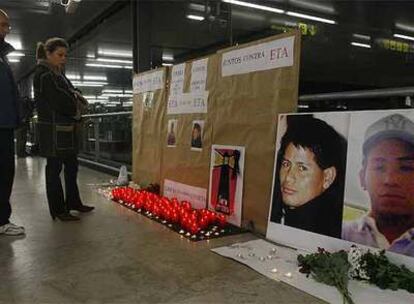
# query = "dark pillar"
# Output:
<box><xmin>132</xmin><ymin>0</ymin><xmax>152</xmax><ymax>73</ymax></box>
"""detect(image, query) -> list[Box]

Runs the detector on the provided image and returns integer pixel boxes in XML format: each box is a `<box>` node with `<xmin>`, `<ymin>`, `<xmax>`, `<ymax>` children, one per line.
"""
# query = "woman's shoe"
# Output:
<box><xmin>70</xmin><ymin>205</ymin><xmax>95</xmax><ymax>213</ymax></box>
<box><xmin>55</xmin><ymin>213</ymin><xmax>80</xmax><ymax>221</ymax></box>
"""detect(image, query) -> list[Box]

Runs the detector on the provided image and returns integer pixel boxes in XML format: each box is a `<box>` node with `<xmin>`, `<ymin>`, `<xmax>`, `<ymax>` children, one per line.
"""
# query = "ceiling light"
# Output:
<box><xmin>162</xmin><ymin>62</ymin><xmax>173</xmax><ymax>67</ymax></box>
<box><xmin>286</xmin><ymin>11</ymin><xmax>336</xmax><ymax>24</ymax></box>
<box><xmin>288</xmin><ymin>0</ymin><xmax>335</xmax><ymax>15</ymax></box>
<box><xmin>86</xmin><ymin>63</ymin><xmax>124</xmax><ymax>69</ymax></box>
<box><xmin>222</xmin><ymin>0</ymin><xmax>284</xmax><ymax>14</ymax></box>
<box><xmin>66</xmin><ymin>73</ymin><xmax>81</xmax><ymax>80</ymax></box>
<box><xmin>7</xmin><ymin>51</ymin><xmax>25</xmax><ymax>57</ymax></box>
<box><xmin>395</xmin><ymin>22</ymin><xmax>414</xmax><ymax>33</ymax></box>
<box><xmin>71</xmin><ymin>81</ymin><xmax>108</xmax><ymax>87</ymax></box>
<box><xmin>393</xmin><ymin>33</ymin><xmax>414</xmax><ymax>42</ymax></box>
<box><xmin>96</xmin><ymin>58</ymin><xmax>133</xmax><ymax>64</ymax></box>
<box><xmin>162</xmin><ymin>54</ymin><xmax>174</xmax><ymax>61</ymax></box>
<box><xmin>97</xmin><ymin>49</ymin><xmax>132</xmax><ymax>58</ymax></box>
<box><xmin>7</xmin><ymin>58</ymin><xmax>20</xmax><ymax>63</ymax></box>
<box><xmin>186</xmin><ymin>14</ymin><xmax>205</xmax><ymax>21</ymax></box>
<box><xmin>101</xmin><ymin>93</ymin><xmax>133</xmax><ymax>98</ymax></box>
<box><xmin>5</xmin><ymin>35</ymin><xmax>22</xmax><ymax>50</ymax></box>
<box><xmin>189</xmin><ymin>3</ymin><xmax>206</xmax><ymax>12</ymax></box>
<box><xmin>352</xmin><ymin>33</ymin><xmax>370</xmax><ymax>41</ymax></box>
<box><xmin>351</xmin><ymin>42</ymin><xmax>371</xmax><ymax>48</ymax></box>
<box><xmin>83</xmin><ymin>75</ymin><xmax>107</xmax><ymax>81</ymax></box>
<box><xmin>102</xmin><ymin>89</ymin><xmax>123</xmax><ymax>93</ymax></box>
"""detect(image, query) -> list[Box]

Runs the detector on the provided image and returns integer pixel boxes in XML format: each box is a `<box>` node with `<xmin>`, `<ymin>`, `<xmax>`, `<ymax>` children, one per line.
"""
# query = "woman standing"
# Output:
<box><xmin>33</xmin><ymin>37</ymin><xmax>94</xmax><ymax>221</ymax></box>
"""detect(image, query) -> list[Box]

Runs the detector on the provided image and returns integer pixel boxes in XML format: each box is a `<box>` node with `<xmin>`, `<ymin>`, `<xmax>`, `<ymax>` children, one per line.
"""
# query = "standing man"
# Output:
<box><xmin>342</xmin><ymin>113</ymin><xmax>414</xmax><ymax>256</ymax></box>
<box><xmin>0</xmin><ymin>9</ymin><xmax>25</xmax><ymax>235</ymax></box>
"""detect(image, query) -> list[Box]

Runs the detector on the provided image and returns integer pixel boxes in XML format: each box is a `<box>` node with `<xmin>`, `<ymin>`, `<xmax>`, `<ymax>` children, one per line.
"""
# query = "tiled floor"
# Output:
<box><xmin>0</xmin><ymin>157</ymin><xmax>325</xmax><ymax>304</ymax></box>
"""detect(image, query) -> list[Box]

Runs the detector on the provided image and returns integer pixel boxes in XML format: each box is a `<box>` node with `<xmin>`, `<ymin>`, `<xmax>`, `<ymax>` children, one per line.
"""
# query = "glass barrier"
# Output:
<box><xmin>78</xmin><ymin>112</ymin><xmax>132</xmax><ymax>168</ymax></box>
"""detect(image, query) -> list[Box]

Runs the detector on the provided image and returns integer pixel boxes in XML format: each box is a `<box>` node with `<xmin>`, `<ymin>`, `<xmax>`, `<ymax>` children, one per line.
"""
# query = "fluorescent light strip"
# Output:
<box><xmin>288</xmin><ymin>0</ymin><xmax>335</xmax><ymax>15</ymax></box>
<box><xmin>7</xmin><ymin>51</ymin><xmax>25</xmax><ymax>57</ymax></box>
<box><xmin>186</xmin><ymin>14</ymin><xmax>205</xmax><ymax>21</ymax></box>
<box><xmin>351</xmin><ymin>42</ymin><xmax>371</xmax><ymax>48</ymax></box>
<box><xmin>162</xmin><ymin>54</ymin><xmax>174</xmax><ymax>61</ymax></box>
<box><xmin>97</xmin><ymin>50</ymin><xmax>132</xmax><ymax>58</ymax></box>
<box><xmin>102</xmin><ymin>89</ymin><xmax>123</xmax><ymax>93</ymax></box>
<box><xmin>286</xmin><ymin>11</ymin><xmax>336</xmax><ymax>24</ymax></box>
<box><xmin>352</xmin><ymin>33</ymin><xmax>371</xmax><ymax>41</ymax></box>
<box><xmin>101</xmin><ymin>93</ymin><xmax>133</xmax><ymax>98</ymax></box>
<box><xmin>223</xmin><ymin>0</ymin><xmax>284</xmax><ymax>14</ymax></box>
<box><xmin>86</xmin><ymin>63</ymin><xmax>124</xmax><ymax>69</ymax></box>
<box><xmin>162</xmin><ymin>62</ymin><xmax>173</xmax><ymax>67</ymax></box>
<box><xmin>71</xmin><ymin>81</ymin><xmax>108</xmax><ymax>87</ymax></box>
<box><xmin>84</xmin><ymin>75</ymin><xmax>107</xmax><ymax>81</ymax></box>
<box><xmin>66</xmin><ymin>74</ymin><xmax>81</xmax><ymax>80</ymax></box>
<box><xmin>97</xmin><ymin>58</ymin><xmax>133</xmax><ymax>64</ymax></box>
<box><xmin>8</xmin><ymin>58</ymin><xmax>20</xmax><ymax>63</ymax></box>
<box><xmin>393</xmin><ymin>33</ymin><xmax>414</xmax><ymax>42</ymax></box>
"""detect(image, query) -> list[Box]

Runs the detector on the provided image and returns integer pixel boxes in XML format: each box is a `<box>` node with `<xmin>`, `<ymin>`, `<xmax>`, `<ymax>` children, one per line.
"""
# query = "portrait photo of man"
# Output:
<box><xmin>270</xmin><ymin>114</ymin><xmax>348</xmax><ymax>239</ymax></box>
<box><xmin>342</xmin><ymin>113</ymin><xmax>414</xmax><ymax>256</ymax></box>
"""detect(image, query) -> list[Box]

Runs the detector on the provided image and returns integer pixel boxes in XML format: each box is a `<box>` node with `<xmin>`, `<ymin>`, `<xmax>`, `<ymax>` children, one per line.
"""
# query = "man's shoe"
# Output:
<box><xmin>0</xmin><ymin>222</ymin><xmax>25</xmax><ymax>235</ymax></box>
<box><xmin>70</xmin><ymin>205</ymin><xmax>95</xmax><ymax>213</ymax></box>
<box><xmin>55</xmin><ymin>213</ymin><xmax>80</xmax><ymax>221</ymax></box>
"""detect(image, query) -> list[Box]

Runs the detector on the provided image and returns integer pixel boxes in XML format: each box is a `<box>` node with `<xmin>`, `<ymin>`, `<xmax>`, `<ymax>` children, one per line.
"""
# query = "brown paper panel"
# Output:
<box><xmin>132</xmin><ymin>67</ymin><xmax>167</xmax><ymax>186</ymax></box>
<box><xmin>133</xmin><ymin>32</ymin><xmax>301</xmax><ymax>235</ymax></box>
<box><xmin>159</xmin><ymin>56</ymin><xmax>219</xmax><ymax>195</ymax></box>
<box><xmin>210</xmin><ymin>31</ymin><xmax>301</xmax><ymax>234</ymax></box>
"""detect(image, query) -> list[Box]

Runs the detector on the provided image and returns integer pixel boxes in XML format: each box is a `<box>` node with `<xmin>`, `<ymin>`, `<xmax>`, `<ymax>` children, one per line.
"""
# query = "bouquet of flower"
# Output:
<box><xmin>298</xmin><ymin>247</ymin><xmax>355</xmax><ymax>304</ymax></box>
<box><xmin>298</xmin><ymin>246</ymin><xmax>414</xmax><ymax>304</ymax></box>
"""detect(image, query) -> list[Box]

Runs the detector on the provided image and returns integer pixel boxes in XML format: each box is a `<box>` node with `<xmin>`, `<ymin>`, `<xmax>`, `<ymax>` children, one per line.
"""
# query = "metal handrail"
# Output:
<box><xmin>79</xmin><ymin>87</ymin><xmax>414</xmax><ymax>119</ymax></box>
<box><xmin>299</xmin><ymin>86</ymin><xmax>414</xmax><ymax>102</ymax></box>
<box><xmin>82</xmin><ymin>111</ymin><xmax>132</xmax><ymax>118</ymax></box>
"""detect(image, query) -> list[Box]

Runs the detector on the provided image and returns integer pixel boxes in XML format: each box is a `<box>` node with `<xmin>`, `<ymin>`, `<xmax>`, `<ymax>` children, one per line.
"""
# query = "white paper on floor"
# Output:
<box><xmin>211</xmin><ymin>239</ymin><xmax>414</xmax><ymax>304</ymax></box>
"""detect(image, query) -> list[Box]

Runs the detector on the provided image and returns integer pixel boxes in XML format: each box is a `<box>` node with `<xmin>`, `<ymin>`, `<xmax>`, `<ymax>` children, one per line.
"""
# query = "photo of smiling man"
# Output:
<box><xmin>342</xmin><ymin>113</ymin><xmax>414</xmax><ymax>256</ymax></box>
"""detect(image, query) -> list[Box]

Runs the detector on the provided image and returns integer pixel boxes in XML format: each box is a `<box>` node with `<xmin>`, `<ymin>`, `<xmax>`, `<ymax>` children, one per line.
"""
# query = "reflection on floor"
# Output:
<box><xmin>0</xmin><ymin>156</ymin><xmax>325</xmax><ymax>304</ymax></box>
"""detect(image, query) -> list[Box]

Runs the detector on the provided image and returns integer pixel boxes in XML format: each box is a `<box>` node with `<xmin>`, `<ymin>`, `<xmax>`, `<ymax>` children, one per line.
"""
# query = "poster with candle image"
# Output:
<box><xmin>208</xmin><ymin>145</ymin><xmax>245</xmax><ymax>227</ymax></box>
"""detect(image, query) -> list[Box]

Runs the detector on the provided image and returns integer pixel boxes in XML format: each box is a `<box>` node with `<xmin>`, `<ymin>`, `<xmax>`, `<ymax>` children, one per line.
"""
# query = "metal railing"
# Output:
<box><xmin>78</xmin><ymin>111</ymin><xmax>133</xmax><ymax>174</ymax></box>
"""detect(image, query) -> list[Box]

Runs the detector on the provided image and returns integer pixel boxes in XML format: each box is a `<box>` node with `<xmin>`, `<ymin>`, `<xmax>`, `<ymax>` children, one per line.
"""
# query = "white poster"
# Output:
<box><xmin>163</xmin><ymin>179</ymin><xmax>207</xmax><ymax>210</ymax></box>
<box><xmin>169</xmin><ymin>63</ymin><xmax>185</xmax><ymax>97</ymax></box>
<box><xmin>221</xmin><ymin>36</ymin><xmax>294</xmax><ymax>77</ymax></box>
<box><xmin>190</xmin><ymin>58</ymin><xmax>208</xmax><ymax>93</ymax></box>
<box><xmin>133</xmin><ymin>70</ymin><xmax>164</xmax><ymax>94</ymax></box>
<box><xmin>208</xmin><ymin>145</ymin><xmax>245</xmax><ymax>227</ymax></box>
<box><xmin>167</xmin><ymin>91</ymin><xmax>208</xmax><ymax>115</ymax></box>
<box><xmin>266</xmin><ymin>110</ymin><xmax>414</xmax><ymax>267</ymax></box>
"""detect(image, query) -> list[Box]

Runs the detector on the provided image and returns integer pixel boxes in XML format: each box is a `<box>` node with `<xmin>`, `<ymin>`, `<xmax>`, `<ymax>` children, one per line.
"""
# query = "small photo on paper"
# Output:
<box><xmin>191</xmin><ymin>120</ymin><xmax>204</xmax><ymax>150</ymax></box>
<box><xmin>167</xmin><ymin>119</ymin><xmax>177</xmax><ymax>147</ymax></box>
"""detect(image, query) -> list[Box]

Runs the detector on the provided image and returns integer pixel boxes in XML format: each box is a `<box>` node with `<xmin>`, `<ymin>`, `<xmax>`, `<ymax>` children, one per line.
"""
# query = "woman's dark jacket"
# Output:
<box><xmin>33</xmin><ymin>62</ymin><xmax>80</xmax><ymax>157</ymax></box>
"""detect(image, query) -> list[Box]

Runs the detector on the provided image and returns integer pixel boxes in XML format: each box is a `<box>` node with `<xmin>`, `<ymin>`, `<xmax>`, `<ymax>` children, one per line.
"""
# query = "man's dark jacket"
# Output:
<box><xmin>33</xmin><ymin>61</ymin><xmax>79</xmax><ymax>157</ymax></box>
<box><xmin>0</xmin><ymin>39</ymin><xmax>19</xmax><ymax>129</ymax></box>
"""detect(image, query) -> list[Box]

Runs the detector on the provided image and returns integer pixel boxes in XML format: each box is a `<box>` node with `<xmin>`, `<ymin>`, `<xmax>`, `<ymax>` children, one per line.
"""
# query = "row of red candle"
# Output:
<box><xmin>112</xmin><ymin>187</ymin><xmax>227</xmax><ymax>235</ymax></box>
